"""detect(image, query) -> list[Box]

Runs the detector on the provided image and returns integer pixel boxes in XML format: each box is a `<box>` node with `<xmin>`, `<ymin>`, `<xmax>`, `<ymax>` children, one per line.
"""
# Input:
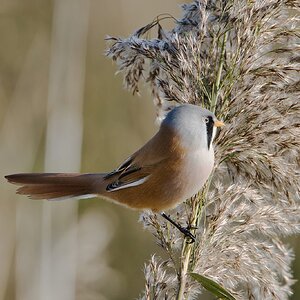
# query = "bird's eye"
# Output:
<box><xmin>204</xmin><ymin>117</ymin><xmax>209</xmax><ymax>123</ymax></box>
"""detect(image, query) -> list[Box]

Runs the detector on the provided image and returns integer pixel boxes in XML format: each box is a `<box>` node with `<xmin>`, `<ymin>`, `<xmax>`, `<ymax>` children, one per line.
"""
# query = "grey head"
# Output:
<box><xmin>162</xmin><ymin>104</ymin><xmax>221</xmax><ymax>151</ymax></box>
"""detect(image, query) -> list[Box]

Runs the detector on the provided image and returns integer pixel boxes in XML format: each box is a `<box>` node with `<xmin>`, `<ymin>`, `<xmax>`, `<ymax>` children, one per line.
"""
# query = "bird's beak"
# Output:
<box><xmin>214</xmin><ymin>120</ymin><xmax>225</xmax><ymax>127</ymax></box>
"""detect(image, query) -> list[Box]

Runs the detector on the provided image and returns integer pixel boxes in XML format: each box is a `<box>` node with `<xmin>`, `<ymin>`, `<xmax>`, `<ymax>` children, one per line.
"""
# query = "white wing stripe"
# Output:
<box><xmin>108</xmin><ymin>175</ymin><xmax>150</xmax><ymax>192</ymax></box>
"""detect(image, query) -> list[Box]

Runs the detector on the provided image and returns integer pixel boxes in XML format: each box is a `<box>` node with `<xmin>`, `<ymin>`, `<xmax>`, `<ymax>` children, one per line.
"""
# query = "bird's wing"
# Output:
<box><xmin>105</xmin><ymin>163</ymin><xmax>153</xmax><ymax>192</ymax></box>
<box><xmin>104</xmin><ymin>125</ymin><xmax>178</xmax><ymax>192</ymax></box>
<box><xmin>104</xmin><ymin>154</ymin><xmax>162</xmax><ymax>192</ymax></box>
<box><xmin>104</xmin><ymin>156</ymin><xmax>158</xmax><ymax>192</ymax></box>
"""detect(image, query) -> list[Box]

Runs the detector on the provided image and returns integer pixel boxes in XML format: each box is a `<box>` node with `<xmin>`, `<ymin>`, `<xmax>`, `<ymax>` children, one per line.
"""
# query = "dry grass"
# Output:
<box><xmin>107</xmin><ymin>1</ymin><xmax>300</xmax><ymax>299</ymax></box>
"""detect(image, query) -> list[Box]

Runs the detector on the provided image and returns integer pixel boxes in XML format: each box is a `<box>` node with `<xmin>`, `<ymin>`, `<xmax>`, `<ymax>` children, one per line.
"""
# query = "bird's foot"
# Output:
<box><xmin>179</xmin><ymin>226</ymin><xmax>196</xmax><ymax>243</ymax></box>
<box><xmin>160</xmin><ymin>212</ymin><xmax>196</xmax><ymax>243</ymax></box>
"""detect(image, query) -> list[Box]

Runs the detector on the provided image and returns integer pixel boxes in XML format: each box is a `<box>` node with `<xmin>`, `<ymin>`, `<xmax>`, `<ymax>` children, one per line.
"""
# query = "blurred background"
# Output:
<box><xmin>0</xmin><ymin>1</ymin><xmax>299</xmax><ymax>299</ymax></box>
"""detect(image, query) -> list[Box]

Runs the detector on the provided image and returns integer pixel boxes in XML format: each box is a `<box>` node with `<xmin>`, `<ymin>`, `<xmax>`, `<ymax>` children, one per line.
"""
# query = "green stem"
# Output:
<box><xmin>176</xmin><ymin>193</ymin><xmax>204</xmax><ymax>300</ymax></box>
<box><xmin>211</xmin><ymin>31</ymin><xmax>228</xmax><ymax>113</ymax></box>
<box><xmin>176</xmin><ymin>32</ymin><xmax>228</xmax><ymax>300</ymax></box>
<box><xmin>176</xmin><ymin>171</ymin><xmax>216</xmax><ymax>299</ymax></box>
<box><xmin>176</xmin><ymin>240</ymin><xmax>193</xmax><ymax>300</ymax></box>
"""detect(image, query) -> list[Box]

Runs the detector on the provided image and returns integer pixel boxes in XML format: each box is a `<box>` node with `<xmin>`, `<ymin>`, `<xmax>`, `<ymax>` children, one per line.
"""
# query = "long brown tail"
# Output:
<box><xmin>5</xmin><ymin>173</ymin><xmax>106</xmax><ymax>200</ymax></box>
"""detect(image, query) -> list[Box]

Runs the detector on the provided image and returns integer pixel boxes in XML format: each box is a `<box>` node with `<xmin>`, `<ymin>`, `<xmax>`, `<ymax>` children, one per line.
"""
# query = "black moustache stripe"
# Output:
<box><xmin>206</xmin><ymin>116</ymin><xmax>214</xmax><ymax>150</ymax></box>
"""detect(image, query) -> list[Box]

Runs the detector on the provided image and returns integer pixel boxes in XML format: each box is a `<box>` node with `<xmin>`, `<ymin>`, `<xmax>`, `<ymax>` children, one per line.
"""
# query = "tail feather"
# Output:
<box><xmin>5</xmin><ymin>173</ymin><xmax>105</xmax><ymax>200</ymax></box>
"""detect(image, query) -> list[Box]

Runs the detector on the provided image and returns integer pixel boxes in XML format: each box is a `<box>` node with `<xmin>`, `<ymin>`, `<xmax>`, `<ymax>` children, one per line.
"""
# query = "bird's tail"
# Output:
<box><xmin>5</xmin><ymin>173</ymin><xmax>106</xmax><ymax>200</ymax></box>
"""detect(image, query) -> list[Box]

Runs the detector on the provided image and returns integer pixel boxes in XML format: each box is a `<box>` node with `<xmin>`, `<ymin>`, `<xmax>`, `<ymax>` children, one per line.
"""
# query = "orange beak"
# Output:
<box><xmin>214</xmin><ymin>120</ymin><xmax>225</xmax><ymax>127</ymax></box>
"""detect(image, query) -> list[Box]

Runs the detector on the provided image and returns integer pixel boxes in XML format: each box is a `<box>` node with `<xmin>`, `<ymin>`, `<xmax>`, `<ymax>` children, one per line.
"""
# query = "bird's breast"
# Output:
<box><xmin>179</xmin><ymin>148</ymin><xmax>214</xmax><ymax>200</ymax></box>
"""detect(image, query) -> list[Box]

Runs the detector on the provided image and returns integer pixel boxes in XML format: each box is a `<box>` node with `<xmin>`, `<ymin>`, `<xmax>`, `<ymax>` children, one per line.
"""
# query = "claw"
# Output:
<box><xmin>181</xmin><ymin>227</ymin><xmax>196</xmax><ymax>243</ymax></box>
<box><xmin>187</xmin><ymin>224</ymin><xmax>198</xmax><ymax>231</ymax></box>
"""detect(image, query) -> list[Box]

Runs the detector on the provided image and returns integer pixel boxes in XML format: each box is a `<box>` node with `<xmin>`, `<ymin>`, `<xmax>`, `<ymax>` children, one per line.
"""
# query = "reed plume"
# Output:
<box><xmin>107</xmin><ymin>1</ymin><xmax>300</xmax><ymax>299</ymax></box>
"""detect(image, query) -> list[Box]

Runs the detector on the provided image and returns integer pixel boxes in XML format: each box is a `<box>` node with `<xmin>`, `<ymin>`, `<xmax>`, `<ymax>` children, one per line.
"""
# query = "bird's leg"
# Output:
<box><xmin>160</xmin><ymin>212</ymin><xmax>196</xmax><ymax>243</ymax></box>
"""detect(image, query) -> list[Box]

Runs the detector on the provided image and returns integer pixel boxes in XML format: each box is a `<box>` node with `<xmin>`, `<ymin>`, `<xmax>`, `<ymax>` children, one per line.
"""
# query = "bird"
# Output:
<box><xmin>5</xmin><ymin>104</ymin><xmax>224</xmax><ymax>240</ymax></box>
